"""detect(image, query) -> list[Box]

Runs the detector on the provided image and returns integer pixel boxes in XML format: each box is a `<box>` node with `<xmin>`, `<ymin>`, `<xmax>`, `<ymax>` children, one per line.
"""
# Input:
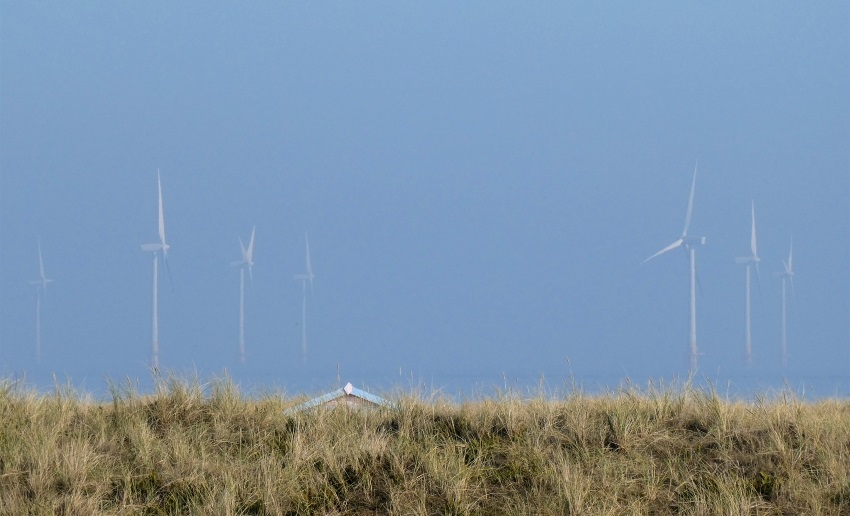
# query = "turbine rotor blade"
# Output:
<box><xmin>787</xmin><ymin>238</ymin><xmax>793</xmax><ymax>273</ymax></box>
<box><xmin>36</xmin><ymin>239</ymin><xmax>52</xmax><ymax>292</ymax></box>
<box><xmin>247</xmin><ymin>226</ymin><xmax>256</xmax><ymax>264</ymax></box>
<box><xmin>750</xmin><ymin>200</ymin><xmax>758</xmax><ymax>259</ymax></box>
<box><xmin>157</xmin><ymin>169</ymin><xmax>167</xmax><ymax>254</ymax></box>
<box><xmin>305</xmin><ymin>233</ymin><xmax>313</xmax><ymax>278</ymax></box>
<box><xmin>305</xmin><ymin>233</ymin><xmax>314</xmax><ymax>295</ymax></box>
<box><xmin>781</xmin><ymin>238</ymin><xmax>796</xmax><ymax>303</ymax></box>
<box><xmin>682</xmin><ymin>162</ymin><xmax>697</xmax><ymax>237</ymax></box>
<box><xmin>38</xmin><ymin>239</ymin><xmax>46</xmax><ymax>280</ymax></box>
<box><xmin>642</xmin><ymin>238</ymin><xmax>684</xmax><ymax>264</ymax></box>
<box><xmin>780</xmin><ymin>238</ymin><xmax>795</xmax><ymax>296</ymax></box>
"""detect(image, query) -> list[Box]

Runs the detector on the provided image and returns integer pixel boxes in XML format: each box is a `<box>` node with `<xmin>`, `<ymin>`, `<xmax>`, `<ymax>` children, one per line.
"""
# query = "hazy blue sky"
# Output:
<box><xmin>1</xmin><ymin>2</ymin><xmax>848</xmax><ymax>396</ymax></box>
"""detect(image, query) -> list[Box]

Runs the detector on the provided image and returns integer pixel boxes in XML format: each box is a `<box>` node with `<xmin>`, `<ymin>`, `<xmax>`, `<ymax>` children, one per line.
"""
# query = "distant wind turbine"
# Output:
<box><xmin>735</xmin><ymin>201</ymin><xmax>761</xmax><ymax>366</ymax></box>
<box><xmin>293</xmin><ymin>232</ymin><xmax>314</xmax><ymax>361</ymax></box>
<box><xmin>140</xmin><ymin>169</ymin><xmax>170</xmax><ymax>370</ymax></box>
<box><xmin>642</xmin><ymin>163</ymin><xmax>706</xmax><ymax>372</ymax></box>
<box><xmin>231</xmin><ymin>226</ymin><xmax>255</xmax><ymax>364</ymax></box>
<box><xmin>30</xmin><ymin>239</ymin><xmax>53</xmax><ymax>362</ymax></box>
<box><xmin>779</xmin><ymin>238</ymin><xmax>795</xmax><ymax>367</ymax></box>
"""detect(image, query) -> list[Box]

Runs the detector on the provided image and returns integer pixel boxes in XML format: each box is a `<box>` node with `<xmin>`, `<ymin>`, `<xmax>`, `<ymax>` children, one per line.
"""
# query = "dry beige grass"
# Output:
<box><xmin>1</xmin><ymin>376</ymin><xmax>849</xmax><ymax>515</ymax></box>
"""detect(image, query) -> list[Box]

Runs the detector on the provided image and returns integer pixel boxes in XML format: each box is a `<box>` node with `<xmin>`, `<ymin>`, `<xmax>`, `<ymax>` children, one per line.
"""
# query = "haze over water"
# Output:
<box><xmin>1</xmin><ymin>3</ymin><xmax>848</xmax><ymax>400</ymax></box>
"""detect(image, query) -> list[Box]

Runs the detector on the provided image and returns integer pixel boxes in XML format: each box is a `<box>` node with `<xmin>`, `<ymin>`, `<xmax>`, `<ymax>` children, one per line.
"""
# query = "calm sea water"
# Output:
<box><xmin>3</xmin><ymin>364</ymin><xmax>848</xmax><ymax>403</ymax></box>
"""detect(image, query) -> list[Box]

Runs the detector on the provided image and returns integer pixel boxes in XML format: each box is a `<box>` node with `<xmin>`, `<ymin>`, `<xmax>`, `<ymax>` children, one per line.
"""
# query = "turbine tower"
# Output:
<box><xmin>779</xmin><ymin>239</ymin><xmax>794</xmax><ymax>367</ymax></box>
<box><xmin>735</xmin><ymin>201</ymin><xmax>760</xmax><ymax>366</ymax></box>
<box><xmin>231</xmin><ymin>226</ymin><xmax>255</xmax><ymax>364</ymax></box>
<box><xmin>643</xmin><ymin>163</ymin><xmax>706</xmax><ymax>372</ymax></box>
<box><xmin>30</xmin><ymin>239</ymin><xmax>53</xmax><ymax>363</ymax></box>
<box><xmin>140</xmin><ymin>170</ymin><xmax>169</xmax><ymax>370</ymax></box>
<box><xmin>293</xmin><ymin>232</ymin><xmax>314</xmax><ymax>362</ymax></box>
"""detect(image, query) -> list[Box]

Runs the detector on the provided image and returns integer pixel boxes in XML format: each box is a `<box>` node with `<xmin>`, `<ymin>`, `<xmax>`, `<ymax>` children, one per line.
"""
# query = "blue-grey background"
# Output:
<box><xmin>1</xmin><ymin>2</ymin><xmax>848</xmax><ymax>398</ymax></box>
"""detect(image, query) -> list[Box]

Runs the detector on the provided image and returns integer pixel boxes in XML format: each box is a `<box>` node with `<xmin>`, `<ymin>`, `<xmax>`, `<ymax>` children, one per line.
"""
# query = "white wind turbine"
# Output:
<box><xmin>779</xmin><ymin>239</ymin><xmax>794</xmax><ymax>367</ymax></box>
<box><xmin>735</xmin><ymin>201</ymin><xmax>760</xmax><ymax>366</ymax></box>
<box><xmin>643</xmin><ymin>163</ymin><xmax>707</xmax><ymax>372</ymax></box>
<box><xmin>140</xmin><ymin>170</ymin><xmax>170</xmax><ymax>370</ymax></box>
<box><xmin>293</xmin><ymin>232</ymin><xmax>314</xmax><ymax>362</ymax></box>
<box><xmin>30</xmin><ymin>239</ymin><xmax>53</xmax><ymax>363</ymax></box>
<box><xmin>231</xmin><ymin>226</ymin><xmax>255</xmax><ymax>364</ymax></box>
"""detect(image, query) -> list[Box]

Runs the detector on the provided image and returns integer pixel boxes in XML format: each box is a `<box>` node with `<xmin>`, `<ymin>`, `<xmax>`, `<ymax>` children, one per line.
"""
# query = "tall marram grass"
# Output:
<box><xmin>1</xmin><ymin>376</ymin><xmax>849</xmax><ymax>515</ymax></box>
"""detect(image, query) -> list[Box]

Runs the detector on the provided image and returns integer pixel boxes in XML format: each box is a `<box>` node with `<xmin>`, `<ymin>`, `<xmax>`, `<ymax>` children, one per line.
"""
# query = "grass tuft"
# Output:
<box><xmin>0</xmin><ymin>376</ymin><xmax>848</xmax><ymax>514</ymax></box>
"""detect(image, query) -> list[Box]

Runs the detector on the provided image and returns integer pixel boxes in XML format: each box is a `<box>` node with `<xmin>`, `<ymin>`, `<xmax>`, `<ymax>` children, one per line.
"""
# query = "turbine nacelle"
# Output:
<box><xmin>34</xmin><ymin>240</ymin><xmax>53</xmax><ymax>290</ymax></box>
<box><xmin>683</xmin><ymin>235</ymin><xmax>706</xmax><ymax>247</ymax></box>
<box><xmin>300</xmin><ymin>232</ymin><xmax>314</xmax><ymax>293</ymax></box>
<box><xmin>783</xmin><ymin>239</ymin><xmax>794</xmax><ymax>276</ymax></box>
<box><xmin>142</xmin><ymin>170</ymin><xmax>169</xmax><ymax>257</ymax></box>
<box><xmin>232</xmin><ymin>226</ymin><xmax>256</xmax><ymax>284</ymax></box>
<box><xmin>243</xmin><ymin>226</ymin><xmax>256</xmax><ymax>266</ymax></box>
<box><xmin>294</xmin><ymin>270</ymin><xmax>314</xmax><ymax>286</ymax></box>
<box><xmin>776</xmin><ymin>241</ymin><xmax>795</xmax><ymax>288</ymax></box>
<box><xmin>776</xmin><ymin>260</ymin><xmax>795</xmax><ymax>279</ymax></box>
<box><xmin>231</xmin><ymin>242</ymin><xmax>254</xmax><ymax>268</ymax></box>
<box><xmin>735</xmin><ymin>255</ymin><xmax>760</xmax><ymax>265</ymax></box>
<box><xmin>141</xmin><ymin>242</ymin><xmax>170</xmax><ymax>253</ymax></box>
<box><xmin>643</xmin><ymin>165</ymin><xmax>705</xmax><ymax>265</ymax></box>
<box><xmin>779</xmin><ymin>261</ymin><xmax>795</xmax><ymax>279</ymax></box>
<box><xmin>32</xmin><ymin>242</ymin><xmax>54</xmax><ymax>292</ymax></box>
<box><xmin>736</xmin><ymin>201</ymin><xmax>760</xmax><ymax>267</ymax></box>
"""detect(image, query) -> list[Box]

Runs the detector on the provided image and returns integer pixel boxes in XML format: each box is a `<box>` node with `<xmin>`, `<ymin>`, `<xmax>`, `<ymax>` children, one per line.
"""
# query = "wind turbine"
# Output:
<box><xmin>779</xmin><ymin>238</ymin><xmax>794</xmax><ymax>367</ymax></box>
<box><xmin>30</xmin><ymin>239</ymin><xmax>53</xmax><ymax>362</ymax></box>
<box><xmin>642</xmin><ymin>163</ymin><xmax>706</xmax><ymax>372</ymax></box>
<box><xmin>735</xmin><ymin>201</ymin><xmax>760</xmax><ymax>366</ymax></box>
<box><xmin>140</xmin><ymin>169</ymin><xmax>170</xmax><ymax>370</ymax></box>
<box><xmin>231</xmin><ymin>226</ymin><xmax>255</xmax><ymax>364</ymax></box>
<box><xmin>293</xmin><ymin>232</ymin><xmax>314</xmax><ymax>362</ymax></box>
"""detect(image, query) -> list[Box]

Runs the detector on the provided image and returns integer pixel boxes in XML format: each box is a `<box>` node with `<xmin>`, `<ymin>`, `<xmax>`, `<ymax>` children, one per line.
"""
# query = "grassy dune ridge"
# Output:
<box><xmin>1</xmin><ymin>376</ymin><xmax>849</xmax><ymax>514</ymax></box>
